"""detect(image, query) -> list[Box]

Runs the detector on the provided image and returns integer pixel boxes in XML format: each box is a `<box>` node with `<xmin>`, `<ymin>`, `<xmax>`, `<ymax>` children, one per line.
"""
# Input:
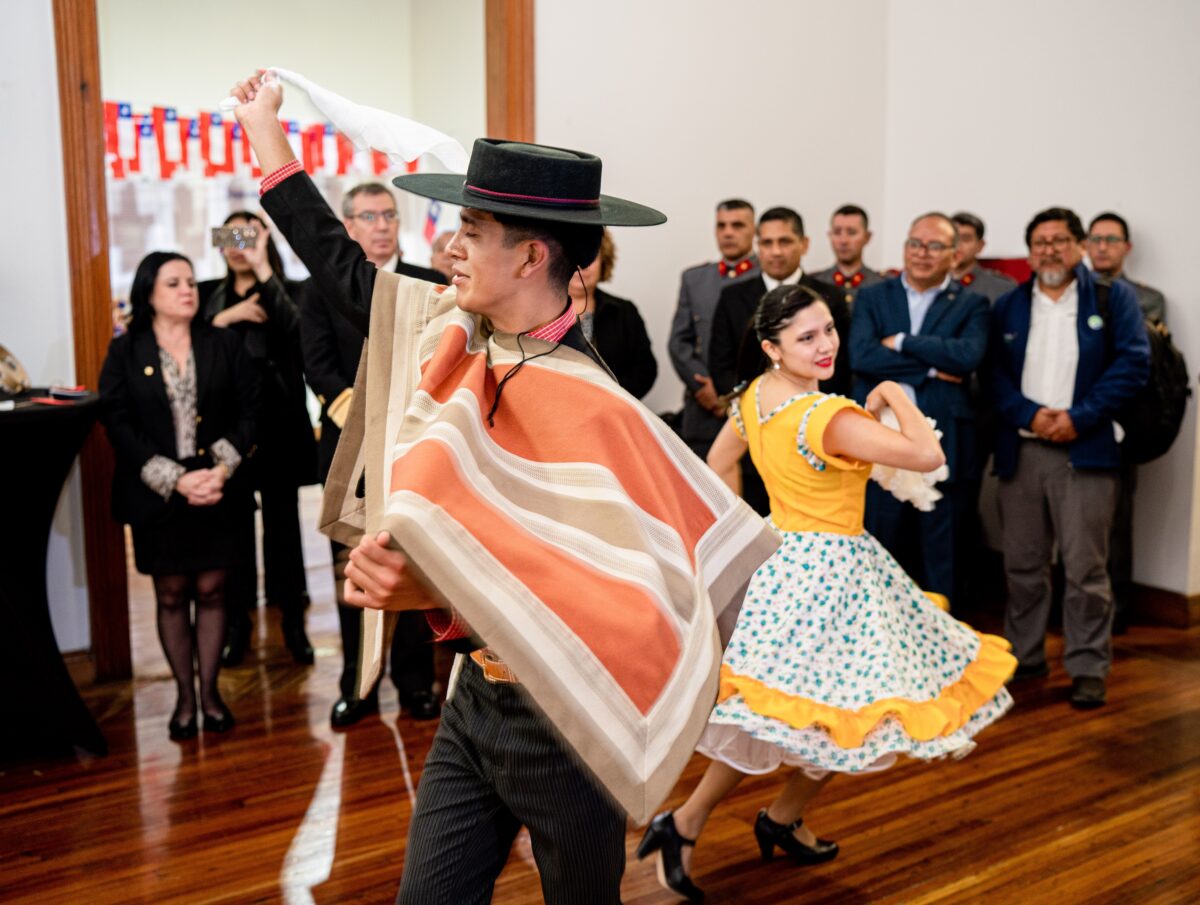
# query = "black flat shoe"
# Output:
<box><xmin>168</xmin><ymin>714</ymin><xmax>198</xmax><ymax>742</ymax></box>
<box><xmin>754</xmin><ymin>809</ymin><xmax>838</xmax><ymax>865</ymax></box>
<box><xmin>282</xmin><ymin>618</ymin><xmax>314</xmax><ymax>665</ymax></box>
<box><xmin>1069</xmin><ymin>676</ymin><xmax>1106</xmax><ymax>709</ymax></box>
<box><xmin>202</xmin><ymin>703</ymin><xmax>236</xmax><ymax>734</ymax></box>
<box><xmin>401</xmin><ymin>689</ymin><xmax>441</xmax><ymax>721</ymax></box>
<box><xmin>330</xmin><ymin>695</ymin><xmax>380</xmax><ymax>729</ymax></box>
<box><xmin>636</xmin><ymin>811</ymin><xmax>705</xmax><ymax>901</ymax></box>
<box><xmin>1011</xmin><ymin>661</ymin><xmax>1050</xmax><ymax>681</ymax></box>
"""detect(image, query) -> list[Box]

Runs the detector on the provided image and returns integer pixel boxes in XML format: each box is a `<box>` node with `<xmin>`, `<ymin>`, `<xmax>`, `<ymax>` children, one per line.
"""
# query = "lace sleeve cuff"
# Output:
<box><xmin>210</xmin><ymin>439</ymin><xmax>243</xmax><ymax>476</ymax></box>
<box><xmin>141</xmin><ymin>455</ymin><xmax>185</xmax><ymax>501</ymax></box>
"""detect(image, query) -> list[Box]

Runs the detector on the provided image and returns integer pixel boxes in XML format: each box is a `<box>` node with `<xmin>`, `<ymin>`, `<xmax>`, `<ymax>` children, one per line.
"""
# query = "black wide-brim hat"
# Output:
<box><xmin>393</xmin><ymin>139</ymin><xmax>666</xmax><ymax>227</ymax></box>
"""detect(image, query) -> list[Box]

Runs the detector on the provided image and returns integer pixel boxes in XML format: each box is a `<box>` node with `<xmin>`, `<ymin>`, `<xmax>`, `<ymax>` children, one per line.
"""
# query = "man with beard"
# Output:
<box><xmin>990</xmin><ymin>207</ymin><xmax>1149</xmax><ymax>709</ymax></box>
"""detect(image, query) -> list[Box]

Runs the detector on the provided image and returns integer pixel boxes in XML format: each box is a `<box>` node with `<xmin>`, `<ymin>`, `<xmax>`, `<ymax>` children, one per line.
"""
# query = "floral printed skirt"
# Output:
<box><xmin>697</xmin><ymin>529</ymin><xmax>1015</xmax><ymax>777</ymax></box>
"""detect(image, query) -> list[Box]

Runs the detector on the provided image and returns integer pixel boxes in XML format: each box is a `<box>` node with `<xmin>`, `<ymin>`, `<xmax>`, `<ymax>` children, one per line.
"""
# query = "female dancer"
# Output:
<box><xmin>638</xmin><ymin>284</ymin><xmax>1015</xmax><ymax>900</ymax></box>
<box><xmin>100</xmin><ymin>252</ymin><xmax>257</xmax><ymax>739</ymax></box>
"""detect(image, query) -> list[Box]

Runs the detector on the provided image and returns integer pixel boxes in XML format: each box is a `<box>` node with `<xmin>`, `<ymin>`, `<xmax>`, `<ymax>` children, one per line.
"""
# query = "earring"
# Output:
<box><xmin>771</xmin><ymin>360</ymin><xmax>781</xmax><ymax>369</ymax></box>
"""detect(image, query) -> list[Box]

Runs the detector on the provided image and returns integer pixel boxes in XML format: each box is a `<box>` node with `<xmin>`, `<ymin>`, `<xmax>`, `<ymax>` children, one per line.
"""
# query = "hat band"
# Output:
<box><xmin>464</xmin><ymin>183</ymin><xmax>600</xmax><ymax>209</ymax></box>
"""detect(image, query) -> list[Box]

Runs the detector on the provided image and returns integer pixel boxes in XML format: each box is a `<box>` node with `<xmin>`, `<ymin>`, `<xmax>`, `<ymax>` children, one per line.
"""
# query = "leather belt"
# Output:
<box><xmin>470</xmin><ymin>648</ymin><xmax>520</xmax><ymax>684</ymax></box>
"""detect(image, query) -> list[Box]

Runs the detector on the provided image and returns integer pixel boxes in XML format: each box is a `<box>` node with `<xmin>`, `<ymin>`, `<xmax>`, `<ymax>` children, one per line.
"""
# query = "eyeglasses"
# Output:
<box><xmin>1030</xmin><ymin>236</ymin><xmax>1078</xmax><ymax>252</ymax></box>
<box><xmin>348</xmin><ymin>210</ymin><xmax>399</xmax><ymax>224</ymax></box>
<box><xmin>905</xmin><ymin>239</ymin><xmax>953</xmax><ymax>255</ymax></box>
<box><xmin>1087</xmin><ymin>235</ymin><xmax>1126</xmax><ymax>246</ymax></box>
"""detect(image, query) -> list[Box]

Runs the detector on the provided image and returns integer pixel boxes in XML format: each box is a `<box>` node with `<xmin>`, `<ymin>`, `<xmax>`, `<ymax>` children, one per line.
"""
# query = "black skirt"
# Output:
<box><xmin>129</xmin><ymin>459</ymin><xmax>254</xmax><ymax>576</ymax></box>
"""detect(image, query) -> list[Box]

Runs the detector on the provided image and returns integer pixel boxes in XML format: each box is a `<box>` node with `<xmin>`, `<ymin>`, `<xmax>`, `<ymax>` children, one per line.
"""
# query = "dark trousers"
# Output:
<box><xmin>864</xmin><ymin>480</ymin><xmax>960</xmax><ymax>599</ymax></box>
<box><xmin>331</xmin><ymin>541</ymin><xmax>434</xmax><ymax>699</ymax></box>
<box><xmin>398</xmin><ymin>659</ymin><xmax>626</xmax><ymax>904</ymax></box>
<box><xmin>1108</xmin><ymin>459</ymin><xmax>1136</xmax><ymax>618</ymax></box>
<box><xmin>227</xmin><ymin>479</ymin><xmax>309</xmax><ymax>629</ymax></box>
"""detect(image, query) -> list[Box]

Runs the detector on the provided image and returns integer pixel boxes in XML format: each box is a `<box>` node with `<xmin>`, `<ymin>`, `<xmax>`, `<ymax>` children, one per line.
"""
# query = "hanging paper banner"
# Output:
<box><xmin>200</xmin><ymin>111</ymin><xmax>228</xmax><ymax>172</ymax></box>
<box><xmin>103</xmin><ymin>102</ymin><xmax>127</xmax><ymax>179</ymax></box>
<box><xmin>283</xmin><ymin>120</ymin><xmax>304</xmax><ymax>159</ymax></box>
<box><xmin>371</xmin><ymin>149</ymin><xmax>390</xmax><ymax>175</ymax></box>
<box><xmin>302</xmin><ymin>123</ymin><xmax>325</xmax><ymax>175</ymax></box>
<box><xmin>184</xmin><ymin>117</ymin><xmax>203</xmax><ymax>176</ymax></box>
<box><xmin>152</xmin><ymin>107</ymin><xmax>183</xmax><ymax>179</ymax></box>
<box><xmin>336</xmin><ymin>132</ymin><xmax>355</xmax><ymax>176</ymax></box>
<box><xmin>117</xmin><ymin>102</ymin><xmax>136</xmax><ymax>160</ymax></box>
<box><xmin>322</xmin><ymin>124</ymin><xmax>339</xmax><ymax>176</ymax></box>
<box><xmin>130</xmin><ymin>114</ymin><xmax>158</xmax><ymax>177</ymax></box>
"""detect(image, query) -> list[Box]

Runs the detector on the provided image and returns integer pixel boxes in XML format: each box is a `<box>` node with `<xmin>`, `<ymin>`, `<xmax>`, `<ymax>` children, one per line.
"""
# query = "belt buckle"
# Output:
<box><xmin>472</xmin><ymin>648</ymin><xmax>518</xmax><ymax>685</ymax></box>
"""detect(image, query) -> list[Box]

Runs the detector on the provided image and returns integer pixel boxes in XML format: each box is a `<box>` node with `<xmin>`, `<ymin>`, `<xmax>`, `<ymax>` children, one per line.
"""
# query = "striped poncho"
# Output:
<box><xmin>321</xmin><ymin>269</ymin><xmax>779</xmax><ymax>823</ymax></box>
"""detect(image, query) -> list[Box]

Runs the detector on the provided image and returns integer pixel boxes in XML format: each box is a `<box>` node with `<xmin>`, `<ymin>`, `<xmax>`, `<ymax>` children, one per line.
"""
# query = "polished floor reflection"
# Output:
<box><xmin>2</xmin><ymin>487</ymin><xmax>1199</xmax><ymax>903</ymax></box>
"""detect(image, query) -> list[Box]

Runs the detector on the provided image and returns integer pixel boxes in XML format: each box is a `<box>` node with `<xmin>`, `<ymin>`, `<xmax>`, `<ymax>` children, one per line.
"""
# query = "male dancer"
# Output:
<box><xmin>230</xmin><ymin>71</ymin><xmax>776</xmax><ymax>904</ymax></box>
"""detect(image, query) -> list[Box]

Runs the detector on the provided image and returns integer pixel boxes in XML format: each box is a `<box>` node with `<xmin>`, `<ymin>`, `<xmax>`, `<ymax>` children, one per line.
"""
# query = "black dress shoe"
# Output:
<box><xmin>282</xmin><ymin>617</ymin><xmax>314</xmax><ymax>665</ymax></box>
<box><xmin>753</xmin><ymin>809</ymin><xmax>838</xmax><ymax>865</ymax></box>
<box><xmin>401</xmin><ymin>689</ymin><xmax>441</xmax><ymax>721</ymax></box>
<box><xmin>636</xmin><ymin>811</ymin><xmax>705</xmax><ymax>901</ymax></box>
<box><xmin>169</xmin><ymin>714</ymin><xmax>198</xmax><ymax>742</ymax></box>
<box><xmin>221</xmin><ymin>621</ymin><xmax>250</xmax><ymax>667</ymax></box>
<box><xmin>202</xmin><ymin>702</ymin><xmax>236</xmax><ymax>734</ymax></box>
<box><xmin>1011</xmin><ymin>661</ymin><xmax>1050</xmax><ymax>681</ymax></box>
<box><xmin>1069</xmin><ymin>676</ymin><xmax>1106</xmax><ymax>709</ymax></box>
<box><xmin>330</xmin><ymin>695</ymin><xmax>380</xmax><ymax>729</ymax></box>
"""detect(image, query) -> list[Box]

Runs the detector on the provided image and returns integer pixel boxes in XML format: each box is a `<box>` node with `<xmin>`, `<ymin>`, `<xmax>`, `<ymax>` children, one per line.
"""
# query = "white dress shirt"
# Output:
<box><xmin>893</xmin><ymin>273</ymin><xmax>950</xmax><ymax>401</ymax></box>
<box><xmin>1022</xmin><ymin>279</ymin><xmax>1079</xmax><ymax>411</ymax></box>
<box><xmin>761</xmin><ymin>267</ymin><xmax>802</xmax><ymax>293</ymax></box>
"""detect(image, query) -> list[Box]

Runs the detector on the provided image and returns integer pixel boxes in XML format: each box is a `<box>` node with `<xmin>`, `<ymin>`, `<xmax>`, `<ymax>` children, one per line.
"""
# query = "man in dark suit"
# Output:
<box><xmin>299</xmin><ymin>182</ymin><xmax>445</xmax><ymax>728</ymax></box>
<box><xmin>1085</xmin><ymin>211</ymin><xmax>1166</xmax><ymax>633</ymax></box>
<box><xmin>667</xmin><ymin>199</ymin><xmax>760</xmax><ymax>457</ymax></box>
<box><xmin>709</xmin><ymin>207</ymin><xmax>852</xmax><ymax>514</ymax></box>
<box><xmin>813</xmin><ymin>204</ymin><xmax>885</xmax><ymax>308</ymax></box>
<box><xmin>850</xmin><ymin>212</ymin><xmax>989</xmax><ymax>602</ymax></box>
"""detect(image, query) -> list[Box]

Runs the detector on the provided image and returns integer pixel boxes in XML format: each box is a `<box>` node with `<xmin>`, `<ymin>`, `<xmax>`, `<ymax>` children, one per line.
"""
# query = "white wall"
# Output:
<box><xmin>880</xmin><ymin>0</ymin><xmax>1200</xmax><ymax>595</ymax></box>
<box><xmin>537</xmin><ymin>0</ymin><xmax>890</xmax><ymax>416</ymax></box>
<box><xmin>411</xmin><ymin>0</ymin><xmax>486</xmax><ymax>155</ymax></box>
<box><xmin>539</xmin><ymin>0</ymin><xmax>1200</xmax><ymax>596</ymax></box>
<box><xmin>0</xmin><ymin>3</ymin><xmax>91</xmax><ymax>651</ymax></box>
<box><xmin>97</xmin><ymin>0</ymin><xmax>417</xmax><ymax>124</ymax></box>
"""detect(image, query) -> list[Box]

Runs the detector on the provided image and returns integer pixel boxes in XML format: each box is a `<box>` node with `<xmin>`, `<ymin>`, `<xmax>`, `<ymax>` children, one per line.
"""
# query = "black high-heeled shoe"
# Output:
<box><xmin>201</xmin><ymin>702</ymin><xmax>236</xmax><ymax>734</ymax></box>
<box><xmin>754</xmin><ymin>809</ymin><xmax>839</xmax><ymax>865</ymax></box>
<box><xmin>636</xmin><ymin>811</ymin><xmax>705</xmax><ymax>901</ymax></box>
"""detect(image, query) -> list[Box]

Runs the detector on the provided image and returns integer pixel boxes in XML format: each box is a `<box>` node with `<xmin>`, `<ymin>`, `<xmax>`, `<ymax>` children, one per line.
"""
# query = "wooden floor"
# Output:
<box><xmin>3</xmin><ymin>487</ymin><xmax>1199</xmax><ymax>904</ymax></box>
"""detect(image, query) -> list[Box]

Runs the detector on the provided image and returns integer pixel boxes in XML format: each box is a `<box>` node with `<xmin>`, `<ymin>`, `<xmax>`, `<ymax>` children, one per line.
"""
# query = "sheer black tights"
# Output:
<box><xmin>153</xmin><ymin>569</ymin><xmax>228</xmax><ymax>725</ymax></box>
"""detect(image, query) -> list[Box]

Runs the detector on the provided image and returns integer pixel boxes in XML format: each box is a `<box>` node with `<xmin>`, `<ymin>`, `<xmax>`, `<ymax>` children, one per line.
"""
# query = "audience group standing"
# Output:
<box><xmin>99</xmin><ymin>184</ymin><xmax>1163</xmax><ymax>741</ymax></box>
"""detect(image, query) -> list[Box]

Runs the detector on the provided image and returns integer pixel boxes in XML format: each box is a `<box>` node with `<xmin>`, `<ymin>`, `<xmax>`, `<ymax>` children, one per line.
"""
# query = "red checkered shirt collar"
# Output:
<box><xmin>525</xmin><ymin>303</ymin><xmax>576</xmax><ymax>342</ymax></box>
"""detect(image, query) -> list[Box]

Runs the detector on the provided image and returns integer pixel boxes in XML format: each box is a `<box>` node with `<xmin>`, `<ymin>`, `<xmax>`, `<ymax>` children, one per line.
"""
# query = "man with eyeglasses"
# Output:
<box><xmin>990</xmin><ymin>207</ymin><xmax>1149</xmax><ymax>709</ymax></box>
<box><xmin>1087</xmin><ymin>212</ymin><xmax>1166</xmax><ymax>326</ymax></box>
<box><xmin>1086</xmin><ymin>212</ymin><xmax>1165</xmax><ymax>635</ymax></box>
<box><xmin>299</xmin><ymin>182</ymin><xmax>446</xmax><ymax>729</ymax></box>
<box><xmin>850</xmin><ymin>212</ymin><xmax>989</xmax><ymax>603</ymax></box>
<box><xmin>813</xmin><ymin>204</ymin><xmax>884</xmax><ymax>307</ymax></box>
<box><xmin>950</xmin><ymin>212</ymin><xmax>1017</xmax><ymax>305</ymax></box>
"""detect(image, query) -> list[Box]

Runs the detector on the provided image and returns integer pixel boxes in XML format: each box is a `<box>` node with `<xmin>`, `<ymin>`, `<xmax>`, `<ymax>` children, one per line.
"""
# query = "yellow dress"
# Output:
<box><xmin>696</xmin><ymin>380</ymin><xmax>1015</xmax><ymax>776</ymax></box>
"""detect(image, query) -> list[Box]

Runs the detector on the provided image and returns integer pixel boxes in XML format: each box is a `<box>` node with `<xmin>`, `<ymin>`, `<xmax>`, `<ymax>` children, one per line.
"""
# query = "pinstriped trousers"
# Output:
<box><xmin>397</xmin><ymin>658</ymin><xmax>626</xmax><ymax>904</ymax></box>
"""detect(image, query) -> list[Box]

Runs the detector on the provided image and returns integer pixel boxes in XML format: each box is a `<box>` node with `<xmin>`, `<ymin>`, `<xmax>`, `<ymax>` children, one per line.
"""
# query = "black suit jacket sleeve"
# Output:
<box><xmin>298</xmin><ymin>278</ymin><xmax>355</xmax><ymax>405</ymax></box>
<box><xmin>261</xmin><ymin>172</ymin><xmax>376</xmax><ymax>337</ymax></box>
<box><xmin>709</xmin><ymin>286</ymin><xmax>747</xmax><ymax>396</ymax></box>
<box><xmin>98</xmin><ymin>333</ymin><xmax>161</xmax><ymax>469</ymax></box>
<box><xmin>592</xmin><ymin>289</ymin><xmax>657</xmax><ymax>399</ymax></box>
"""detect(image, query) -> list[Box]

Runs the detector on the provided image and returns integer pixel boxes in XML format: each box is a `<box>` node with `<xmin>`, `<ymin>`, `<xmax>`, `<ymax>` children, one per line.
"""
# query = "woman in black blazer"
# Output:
<box><xmin>568</xmin><ymin>229</ymin><xmax>658</xmax><ymax>399</ymax></box>
<box><xmin>198</xmin><ymin>211</ymin><xmax>317</xmax><ymax>666</ymax></box>
<box><xmin>100</xmin><ymin>252</ymin><xmax>257</xmax><ymax>740</ymax></box>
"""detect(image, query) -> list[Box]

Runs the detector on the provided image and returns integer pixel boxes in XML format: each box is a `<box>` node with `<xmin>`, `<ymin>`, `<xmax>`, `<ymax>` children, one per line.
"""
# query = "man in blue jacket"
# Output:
<box><xmin>991</xmin><ymin>207</ymin><xmax>1149</xmax><ymax>709</ymax></box>
<box><xmin>850</xmin><ymin>212</ymin><xmax>989</xmax><ymax>601</ymax></box>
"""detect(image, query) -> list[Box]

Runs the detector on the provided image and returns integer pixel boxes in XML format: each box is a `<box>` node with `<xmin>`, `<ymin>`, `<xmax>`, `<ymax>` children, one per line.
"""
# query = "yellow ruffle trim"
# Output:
<box><xmin>718</xmin><ymin>630</ymin><xmax>1017</xmax><ymax>750</ymax></box>
<box><xmin>925</xmin><ymin>592</ymin><xmax>950</xmax><ymax>612</ymax></box>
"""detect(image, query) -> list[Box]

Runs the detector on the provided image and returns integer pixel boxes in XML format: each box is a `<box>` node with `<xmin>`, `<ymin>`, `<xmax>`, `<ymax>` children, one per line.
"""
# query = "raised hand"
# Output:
<box><xmin>213</xmin><ymin>292</ymin><xmax>267</xmax><ymax>327</ymax></box>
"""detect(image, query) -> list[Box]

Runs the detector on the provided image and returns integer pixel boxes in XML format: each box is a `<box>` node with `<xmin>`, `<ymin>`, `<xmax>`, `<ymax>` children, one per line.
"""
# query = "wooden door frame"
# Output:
<box><xmin>55</xmin><ymin>2</ymin><xmax>536</xmax><ymax>682</ymax></box>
